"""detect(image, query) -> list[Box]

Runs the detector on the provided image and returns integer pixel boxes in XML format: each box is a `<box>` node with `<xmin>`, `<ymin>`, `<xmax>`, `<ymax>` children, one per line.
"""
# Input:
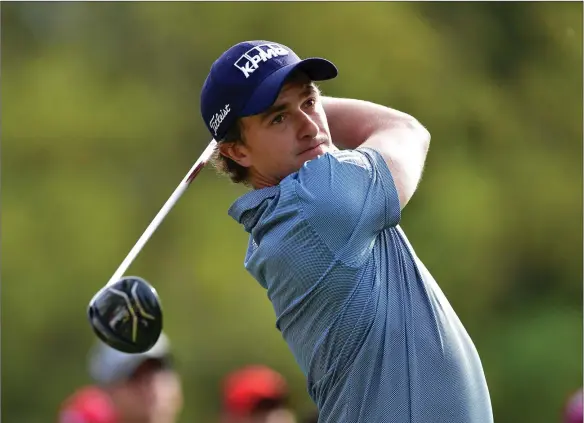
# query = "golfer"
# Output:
<box><xmin>200</xmin><ymin>40</ymin><xmax>493</xmax><ymax>423</ymax></box>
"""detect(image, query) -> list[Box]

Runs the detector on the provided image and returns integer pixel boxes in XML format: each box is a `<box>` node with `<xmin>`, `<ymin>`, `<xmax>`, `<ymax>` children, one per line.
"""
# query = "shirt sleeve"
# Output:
<box><xmin>288</xmin><ymin>147</ymin><xmax>401</xmax><ymax>266</ymax></box>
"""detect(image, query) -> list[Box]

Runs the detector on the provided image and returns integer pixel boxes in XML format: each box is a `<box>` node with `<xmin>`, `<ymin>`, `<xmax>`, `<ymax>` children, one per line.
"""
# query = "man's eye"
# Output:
<box><xmin>271</xmin><ymin>114</ymin><xmax>285</xmax><ymax>125</ymax></box>
<box><xmin>304</xmin><ymin>98</ymin><xmax>316</xmax><ymax>108</ymax></box>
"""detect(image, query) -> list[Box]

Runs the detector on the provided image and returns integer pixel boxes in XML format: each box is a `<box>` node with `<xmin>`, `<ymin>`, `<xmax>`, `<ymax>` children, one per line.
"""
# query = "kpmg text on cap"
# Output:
<box><xmin>234</xmin><ymin>43</ymin><xmax>290</xmax><ymax>78</ymax></box>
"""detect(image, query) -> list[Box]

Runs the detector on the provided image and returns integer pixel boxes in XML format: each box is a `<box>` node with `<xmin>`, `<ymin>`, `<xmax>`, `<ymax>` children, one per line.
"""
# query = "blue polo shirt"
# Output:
<box><xmin>228</xmin><ymin>148</ymin><xmax>493</xmax><ymax>423</ymax></box>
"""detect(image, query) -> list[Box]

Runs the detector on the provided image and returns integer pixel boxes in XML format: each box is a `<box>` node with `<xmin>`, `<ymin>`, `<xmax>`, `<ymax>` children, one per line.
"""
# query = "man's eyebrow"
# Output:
<box><xmin>259</xmin><ymin>84</ymin><xmax>320</xmax><ymax>122</ymax></box>
<box><xmin>259</xmin><ymin>103</ymin><xmax>288</xmax><ymax>122</ymax></box>
<box><xmin>304</xmin><ymin>83</ymin><xmax>320</xmax><ymax>97</ymax></box>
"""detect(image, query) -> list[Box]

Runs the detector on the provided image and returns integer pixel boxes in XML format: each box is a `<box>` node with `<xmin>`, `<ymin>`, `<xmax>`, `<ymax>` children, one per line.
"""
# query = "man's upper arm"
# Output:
<box><xmin>288</xmin><ymin>149</ymin><xmax>400</xmax><ymax>265</ymax></box>
<box><xmin>359</xmin><ymin>118</ymin><xmax>431</xmax><ymax>210</ymax></box>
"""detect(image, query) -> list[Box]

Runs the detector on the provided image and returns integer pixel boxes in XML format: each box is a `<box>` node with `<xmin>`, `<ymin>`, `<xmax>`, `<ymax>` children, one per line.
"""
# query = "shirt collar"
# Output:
<box><xmin>228</xmin><ymin>185</ymin><xmax>280</xmax><ymax>233</ymax></box>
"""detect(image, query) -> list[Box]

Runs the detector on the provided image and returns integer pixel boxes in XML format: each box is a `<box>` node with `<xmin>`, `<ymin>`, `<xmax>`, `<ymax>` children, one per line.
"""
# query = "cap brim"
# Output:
<box><xmin>89</xmin><ymin>333</ymin><xmax>171</xmax><ymax>385</ymax></box>
<box><xmin>223</xmin><ymin>365</ymin><xmax>289</xmax><ymax>416</ymax></box>
<box><xmin>116</xmin><ymin>337</ymin><xmax>170</xmax><ymax>378</ymax></box>
<box><xmin>240</xmin><ymin>57</ymin><xmax>338</xmax><ymax>116</ymax></box>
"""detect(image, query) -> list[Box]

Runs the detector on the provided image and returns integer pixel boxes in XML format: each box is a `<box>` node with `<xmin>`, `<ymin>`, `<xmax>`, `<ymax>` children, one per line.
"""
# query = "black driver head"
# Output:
<box><xmin>87</xmin><ymin>276</ymin><xmax>163</xmax><ymax>354</ymax></box>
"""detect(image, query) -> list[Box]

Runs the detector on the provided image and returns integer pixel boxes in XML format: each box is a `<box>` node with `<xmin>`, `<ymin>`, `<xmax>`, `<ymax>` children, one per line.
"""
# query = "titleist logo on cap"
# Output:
<box><xmin>234</xmin><ymin>43</ymin><xmax>289</xmax><ymax>78</ymax></box>
<box><xmin>209</xmin><ymin>104</ymin><xmax>231</xmax><ymax>136</ymax></box>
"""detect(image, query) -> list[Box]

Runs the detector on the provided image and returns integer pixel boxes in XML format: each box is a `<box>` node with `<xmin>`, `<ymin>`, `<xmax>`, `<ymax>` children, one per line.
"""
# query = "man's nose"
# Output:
<box><xmin>297</xmin><ymin>111</ymin><xmax>319</xmax><ymax>140</ymax></box>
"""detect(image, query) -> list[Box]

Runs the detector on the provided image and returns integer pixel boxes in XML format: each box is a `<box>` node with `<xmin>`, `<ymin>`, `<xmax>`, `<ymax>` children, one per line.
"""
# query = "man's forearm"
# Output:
<box><xmin>321</xmin><ymin>96</ymin><xmax>419</xmax><ymax>150</ymax></box>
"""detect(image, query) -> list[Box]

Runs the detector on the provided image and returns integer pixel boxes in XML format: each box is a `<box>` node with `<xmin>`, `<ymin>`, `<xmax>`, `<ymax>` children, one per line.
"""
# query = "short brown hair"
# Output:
<box><xmin>210</xmin><ymin>119</ymin><xmax>251</xmax><ymax>185</ymax></box>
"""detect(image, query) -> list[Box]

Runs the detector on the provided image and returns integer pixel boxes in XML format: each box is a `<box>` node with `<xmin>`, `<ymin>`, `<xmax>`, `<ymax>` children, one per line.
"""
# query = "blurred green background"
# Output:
<box><xmin>2</xmin><ymin>2</ymin><xmax>582</xmax><ymax>423</ymax></box>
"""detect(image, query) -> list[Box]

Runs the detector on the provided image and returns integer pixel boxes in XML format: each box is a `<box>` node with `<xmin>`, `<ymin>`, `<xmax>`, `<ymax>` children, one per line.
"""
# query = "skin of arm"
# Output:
<box><xmin>322</xmin><ymin>96</ymin><xmax>431</xmax><ymax>209</ymax></box>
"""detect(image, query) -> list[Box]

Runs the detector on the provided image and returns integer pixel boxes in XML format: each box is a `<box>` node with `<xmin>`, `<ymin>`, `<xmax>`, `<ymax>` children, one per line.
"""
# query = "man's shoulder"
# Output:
<box><xmin>297</xmin><ymin>149</ymin><xmax>377</xmax><ymax>177</ymax></box>
<box><xmin>228</xmin><ymin>149</ymin><xmax>379</xmax><ymax>218</ymax></box>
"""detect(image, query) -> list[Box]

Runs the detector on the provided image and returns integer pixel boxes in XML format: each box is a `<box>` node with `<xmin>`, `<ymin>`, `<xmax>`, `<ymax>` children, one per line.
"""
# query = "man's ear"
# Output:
<box><xmin>218</xmin><ymin>141</ymin><xmax>252</xmax><ymax>168</ymax></box>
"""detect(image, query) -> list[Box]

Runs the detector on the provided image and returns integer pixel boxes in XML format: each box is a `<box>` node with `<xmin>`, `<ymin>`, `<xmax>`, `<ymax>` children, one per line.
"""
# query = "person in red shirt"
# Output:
<box><xmin>58</xmin><ymin>333</ymin><xmax>183</xmax><ymax>423</ymax></box>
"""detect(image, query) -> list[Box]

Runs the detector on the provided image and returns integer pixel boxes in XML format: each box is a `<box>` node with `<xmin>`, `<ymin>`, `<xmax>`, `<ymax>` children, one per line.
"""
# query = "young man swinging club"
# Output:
<box><xmin>200</xmin><ymin>40</ymin><xmax>493</xmax><ymax>423</ymax></box>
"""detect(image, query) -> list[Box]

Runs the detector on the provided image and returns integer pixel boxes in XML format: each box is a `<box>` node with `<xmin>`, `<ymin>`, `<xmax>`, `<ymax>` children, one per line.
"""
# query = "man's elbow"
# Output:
<box><xmin>405</xmin><ymin>115</ymin><xmax>431</xmax><ymax>153</ymax></box>
<box><xmin>418</xmin><ymin>119</ymin><xmax>431</xmax><ymax>151</ymax></box>
<box><xmin>396</xmin><ymin>117</ymin><xmax>431</xmax><ymax>209</ymax></box>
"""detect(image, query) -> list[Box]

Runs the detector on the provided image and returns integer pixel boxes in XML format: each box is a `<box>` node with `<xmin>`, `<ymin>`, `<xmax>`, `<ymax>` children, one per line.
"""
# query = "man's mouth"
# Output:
<box><xmin>299</xmin><ymin>142</ymin><xmax>325</xmax><ymax>155</ymax></box>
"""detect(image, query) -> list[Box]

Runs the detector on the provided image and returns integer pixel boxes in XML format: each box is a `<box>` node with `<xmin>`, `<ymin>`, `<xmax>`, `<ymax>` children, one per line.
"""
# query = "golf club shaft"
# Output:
<box><xmin>105</xmin><ymin>139</ymin><xmax>218</xmax><ymax>287</ymax></box>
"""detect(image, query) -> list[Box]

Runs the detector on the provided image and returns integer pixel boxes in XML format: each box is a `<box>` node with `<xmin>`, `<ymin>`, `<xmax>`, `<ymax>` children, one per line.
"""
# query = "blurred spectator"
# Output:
<box><xmin>58</xmin><ymin>332</ymin><xmax>183</xmax><ymax>423</ymax></box>
<box><xmin>564</xmin><ymin>388</ymin><xmax>583</xmax><ymax>423</ymax></box>
<box><xmin>220</xmin><ymin>365</ymin><xmax>297</xmax><ymax>423</ymax></box>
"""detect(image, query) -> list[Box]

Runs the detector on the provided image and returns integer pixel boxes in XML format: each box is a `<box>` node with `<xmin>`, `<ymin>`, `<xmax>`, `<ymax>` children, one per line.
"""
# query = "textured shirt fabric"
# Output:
<box><xmin>228</xmin><ymin>148</ymin><xmax>493</xmax><ymax>423</ymax></box>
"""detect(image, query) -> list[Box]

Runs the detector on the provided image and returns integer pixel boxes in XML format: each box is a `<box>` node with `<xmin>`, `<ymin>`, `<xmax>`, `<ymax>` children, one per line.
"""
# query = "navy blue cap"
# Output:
<box><xmin>200</xmin><ymin>40</ymin><xmax>338</xmax><ymax>141</ymax></box>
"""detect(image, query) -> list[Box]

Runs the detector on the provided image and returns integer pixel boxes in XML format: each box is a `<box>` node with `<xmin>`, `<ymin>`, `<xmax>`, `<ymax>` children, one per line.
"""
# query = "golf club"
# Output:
<box><xmin>87</xmin><ymin>139</ymin><xmax>217</xmax><ymax>354</ymax></box>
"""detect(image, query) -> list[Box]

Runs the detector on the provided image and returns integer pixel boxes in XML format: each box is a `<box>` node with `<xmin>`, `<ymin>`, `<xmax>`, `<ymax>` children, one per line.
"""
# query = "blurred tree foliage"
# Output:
<box><xmin>2</xmin><ymin>3</ymin><xmax>582</xmax><ymax>423</ymax></box>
